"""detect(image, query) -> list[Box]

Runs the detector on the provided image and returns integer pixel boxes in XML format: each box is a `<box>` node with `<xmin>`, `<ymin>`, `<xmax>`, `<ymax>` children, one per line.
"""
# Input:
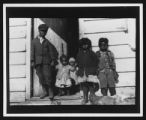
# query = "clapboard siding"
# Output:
<box><xmin>116</xmin><ymin>58</ymin><xmax>135</xmax><ymax>72</ymax></box>
<box><xmin>9</xmin><ymin>39</ymin><xmax>26</xmax><ymax>52</ymax></box>
<box><xmin>79</xmin><ymin>18</ymin><xmax>136</xmax><ymax>99</ymax></box>
<box><xmin>82</xmin><ymin>19</ymin><xmax>127</xmax><ymax>34</ymax></box>
<box><xmin>9</xmin><ymin>65</ymin><xmax>26</xmax><ymax>78</ymax></box>
<box><xmin>9</xmin><ymin>18</ymin><xmax>31</xmax><ymax>102</ymax></box>
<box><xmin>9</xmin><ymin>52</ymin><xmax>26</xmax><ymax>65</ymax></box>
<box><xmin>116</xmin><ymin>87</ymin><xmax>135</xmax><ymax>98</ymax></box>
<box><xmin>116</xmin><ymin>72</ymin><xmax>135</xmax><ymax>87</ymax></box>
<box><xmin>9</xmin><ymin>18</ymin><xmax>27</xmax><ymax>27</ymax></box>
<box><xmin>10</xmin><ymin>92</ymin><xmax>26</xmax><ymax>102</ymax></box>
<box><xmin>84</xmin><ymin>32</ymin><xmax>127</xmax><ymax>46</ymax></box>
<box><xmin>9</xmin><ymin>26</ymin><xmax>27</xmax><ymax>39</ymax></box>
<box><xmin>92</xmin><ymin>45</ymin><xmax>135</xmax><ymax>58</ymax></box>
<box><xmin>9</xmin><ymin>78</ymin><xmax>26</xmax><ymax>91</ymax></box>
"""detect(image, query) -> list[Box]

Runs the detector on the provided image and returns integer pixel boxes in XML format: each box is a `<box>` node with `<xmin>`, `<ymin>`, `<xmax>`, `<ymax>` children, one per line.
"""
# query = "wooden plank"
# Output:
<box><xmin>9</xmin><ymin>65</ymin><xmax>26</xmax><ymax>78</ymax></box>
<box><xmin>9</xmin><ymin>18</ymin><xmax>27</xmax><ymax>27</ymax></box>
<box><xmin>84</xmin><ymin>32</ymin><xmax>128</xmax><ymax>46</ymax></box>
<box><xmin>81</xmin><ymin>19</ymin><xmax>127</xmax><ymax>34</ymax></box>
<box><xmin>9</xmin><ymin>26</ymin><xmax>27</xmax><ymax>39</ymax></box>
<box><xmin>25</xmin><ymin>19</ymin><xmax>31</xmax><ymax>99</ymax></box>
<box><xmin>10</xmin><ymin>92</ymin><xmax>26</xmax><ymax>102</ymax></box>
<box><xmin>116</xmin><ymin>72</ymin><xmax>135</xmax><ymax>87</ymax></box>
<box><xmin>9</xmin><ymin>52</ymin><xmax>26</xmax><ymax>65</ymax></box>
<box><xmin>9</xmin><ymin>39</ymin><xmax>26</xmax><ymax>52</ymax></box>
<box><xmin>116</xmin><ymin>58</ymin><xmax>135</xmax><ymax>72</ymax></box>
<box><xmin>92</xmin><ymin>45</ymin><xmax>135</xmax><ymax>58</ymax></box>
<box><xmin>9</xmin><ymin>78</ymin><xmax>26</xmax><ymax>91</ymax></box>
<box><xmin>116</xmin><ymin>87</ymin><xmax>135</xmax><ymax>98</ymax></box>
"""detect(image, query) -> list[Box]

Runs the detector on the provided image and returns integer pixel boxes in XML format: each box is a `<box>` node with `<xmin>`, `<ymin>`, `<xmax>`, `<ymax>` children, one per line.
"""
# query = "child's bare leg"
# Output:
<box><xmin>81</xmin><ymin>82</ymin><xmax>89</xmax><ymax>104</ymax></box>
<box><xmin>109</xmin><ymin>87</ymin><xmax>116</xmax><ymax>96</ymax></box>
<box><xmin>101</xmin><ymin>88</ymin><xmax>108</xmax><ymax>96</ymax></box>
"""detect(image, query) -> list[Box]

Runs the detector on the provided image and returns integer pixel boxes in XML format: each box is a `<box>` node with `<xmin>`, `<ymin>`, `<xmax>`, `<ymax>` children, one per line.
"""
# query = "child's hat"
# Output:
<box><xmin>69</xmin><ymin>57</ymin><xmax>75</xmax><ymax>62</ymax></box>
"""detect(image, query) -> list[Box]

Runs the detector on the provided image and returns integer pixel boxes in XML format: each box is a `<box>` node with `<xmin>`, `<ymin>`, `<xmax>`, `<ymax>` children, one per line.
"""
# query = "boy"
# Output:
<box><xmin>96</xmin><ymin>38</ymin><xmax>119</xmax><ymax>96</ymax></box>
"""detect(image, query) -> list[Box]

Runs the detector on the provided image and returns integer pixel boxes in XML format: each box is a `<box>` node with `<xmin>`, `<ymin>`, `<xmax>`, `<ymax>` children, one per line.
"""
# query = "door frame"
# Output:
<box><xmin>25</xmin><ymin>19</ymin><xmax>31</xmax><ymax>100</ymax></box>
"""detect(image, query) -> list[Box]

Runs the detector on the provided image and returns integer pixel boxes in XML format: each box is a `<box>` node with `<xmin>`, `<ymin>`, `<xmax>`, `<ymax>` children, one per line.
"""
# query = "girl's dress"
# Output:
<box><xmin>55</xmin><ymin>64</ymin><xmax>72</xmax><ymax>88</ymax></box>
<box><xmin>69</xmin><ymin>66</ymin><xmax>78</xmax><ymax>85</ymax></box>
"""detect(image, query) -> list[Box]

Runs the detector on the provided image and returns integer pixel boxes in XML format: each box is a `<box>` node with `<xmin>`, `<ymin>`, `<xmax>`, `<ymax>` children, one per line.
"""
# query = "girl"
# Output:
<box><xmin>76</xmin><ymin>38</ymin><xmax>100</xmax><ymax>105</ymax></box>
<box><xmin>96</xmin><ymin>38</ymin><xmax>119</xmax><ymax>96</ymax></box>
<box><xmin>55</xmin><ymin>55</ymin><xmax>72</xmax><ymax>96</ymax></box>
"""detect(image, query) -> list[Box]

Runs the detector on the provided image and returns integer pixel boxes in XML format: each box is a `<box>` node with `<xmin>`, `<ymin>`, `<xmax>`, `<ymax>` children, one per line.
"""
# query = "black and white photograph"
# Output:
<box><xmin>3</xmin><ymin>3</ymin><xmax>143</xmax><ymax>117</ymax></box>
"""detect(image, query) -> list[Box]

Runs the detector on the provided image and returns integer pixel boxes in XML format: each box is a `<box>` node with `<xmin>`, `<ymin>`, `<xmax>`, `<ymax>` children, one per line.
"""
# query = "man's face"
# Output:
<box><xmin>39</xmin><ymin>30</ymin><xmax>47</xmax><ymax>38</ymax></box>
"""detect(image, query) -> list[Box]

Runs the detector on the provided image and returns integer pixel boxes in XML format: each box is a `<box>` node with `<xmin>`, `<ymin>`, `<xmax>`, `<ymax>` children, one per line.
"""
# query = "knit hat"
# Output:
<box><xmin>38</xmin><ymin>24</ymin><xmax>48</xmax><ymax>31</ymax></box>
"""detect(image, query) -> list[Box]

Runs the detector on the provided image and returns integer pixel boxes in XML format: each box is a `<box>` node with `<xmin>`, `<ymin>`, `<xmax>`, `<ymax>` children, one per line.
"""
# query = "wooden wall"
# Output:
<box><xmin>79</xmin><ymin>18</ymin><xmax>136</xmax><ymax>98</ymax></box>
<box><xmin>9</xmin><ymin>18</ymin><xmax>31</xmax><ymax>102</ymax></box>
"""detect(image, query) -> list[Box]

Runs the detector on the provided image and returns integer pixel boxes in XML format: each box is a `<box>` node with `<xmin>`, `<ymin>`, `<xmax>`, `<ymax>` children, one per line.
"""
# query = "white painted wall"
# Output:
<box><xmin>9</xmin><ymin>18</ymin><xmax>31</xmax><ymax>102</ymax></box>
<box><xmin>79</xmin><ymin>18</ymin><xmax>136</xmax><ymax>98</ymax></box>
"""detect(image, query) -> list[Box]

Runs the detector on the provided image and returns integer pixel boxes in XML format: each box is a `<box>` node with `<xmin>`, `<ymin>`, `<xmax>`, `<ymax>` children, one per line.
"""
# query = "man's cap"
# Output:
<box><xmin>38</xmin><ymin>24</ymin><xmax>49</xmax><ymax>31</ymax></box>
<box><xmin>69</xmin><ymin>57</ymin><xmax>76</xmax><ymax>63</ymax></box>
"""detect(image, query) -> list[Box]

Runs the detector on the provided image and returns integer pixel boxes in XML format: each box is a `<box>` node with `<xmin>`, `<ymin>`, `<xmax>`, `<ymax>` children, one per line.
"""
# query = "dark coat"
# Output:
<box><xmin>76</xmin><ymin>49</ymin><xmax>98</xmax><ymax>77</ymax></box>
<box><xmin>31</xmin><ymin>37</ymin><xmax>58</xmax><ymax>66</ymax></box>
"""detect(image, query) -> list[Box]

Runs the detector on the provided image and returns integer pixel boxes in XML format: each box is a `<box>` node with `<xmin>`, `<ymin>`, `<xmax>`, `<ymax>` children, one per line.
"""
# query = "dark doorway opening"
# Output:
<box><xmin>31</xmin><ymin>18</ymin><xmax>79</xmax><ymax>97</ymax></box>
<box><xmin>66</xmin><ymin>18</ymin><xmax>79</xmax><ymax>59</ymax></box>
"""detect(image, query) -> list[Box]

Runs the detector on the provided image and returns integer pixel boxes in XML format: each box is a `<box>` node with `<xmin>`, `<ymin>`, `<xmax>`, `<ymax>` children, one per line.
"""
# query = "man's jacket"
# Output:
<box><xmin>31</xmin><ymin>37</ymin><xmax>58</xmax><ymax>66</ymax></box>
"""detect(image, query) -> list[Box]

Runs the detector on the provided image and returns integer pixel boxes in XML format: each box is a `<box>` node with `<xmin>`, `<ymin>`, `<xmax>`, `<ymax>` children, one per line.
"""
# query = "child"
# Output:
<box><xmin>55</xmin><ymin>55</ymin><xmax>72</xmax><ymax>96</ymax></box>
<box><xmin>68</xmin><ymin>57</ymin><xmax>79</xmax><ymax>94</ymax></box>
<box><xmin>96</xmin><ymin>38</ymin><xmax>119</xmax><ymax>96</ymax></box>
<box><xmin>76</xmin><ymin>38</ymin><xmax>99</xmax><ymax>105</ymax></box>
<box><xmin>69</xmin><ymin>57</ymin><xmax>78</xmax><ymax>85</ymax></box>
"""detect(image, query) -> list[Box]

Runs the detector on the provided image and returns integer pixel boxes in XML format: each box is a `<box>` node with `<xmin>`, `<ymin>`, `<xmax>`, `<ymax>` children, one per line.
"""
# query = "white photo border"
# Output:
<box><xmin>3</xmin><ymin>3</ymin><xmax>143</xmax><ymax>117</ymax></box>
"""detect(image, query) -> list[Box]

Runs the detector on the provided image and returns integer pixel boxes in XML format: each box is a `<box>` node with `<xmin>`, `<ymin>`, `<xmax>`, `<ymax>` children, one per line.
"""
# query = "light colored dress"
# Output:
<box><xmin>69</xmin><ymin>66</ymin><xmax>78</xmax><ymax>85</ymax></box>
<box><xmin>55</xmin><ymin>64</ymin><xmax>72</xmax><ymax>88</ymax></box>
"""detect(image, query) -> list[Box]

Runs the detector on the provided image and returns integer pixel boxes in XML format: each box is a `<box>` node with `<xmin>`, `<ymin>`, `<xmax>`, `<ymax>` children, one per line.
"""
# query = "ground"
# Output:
<box><xmin>10</xmin><ymin>91</ymin><xmax>135</xmax><ymax>105</ymax></box>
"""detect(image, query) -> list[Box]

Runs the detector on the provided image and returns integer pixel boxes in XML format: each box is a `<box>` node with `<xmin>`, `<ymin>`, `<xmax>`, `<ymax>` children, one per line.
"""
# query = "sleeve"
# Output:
<box><xmin>110</xmin><ymin>51</ymin><xmax>116</xmax><ymax>70</ymax></box>
<box><xmin>31</xmin><ymin>40</ymin><xmax>35</xmax><ymax>62</ymax></box>
<box><xmin>48</xmin><ymin>42</ymin><xmax>59</xmax><ymax>61</ymax></box>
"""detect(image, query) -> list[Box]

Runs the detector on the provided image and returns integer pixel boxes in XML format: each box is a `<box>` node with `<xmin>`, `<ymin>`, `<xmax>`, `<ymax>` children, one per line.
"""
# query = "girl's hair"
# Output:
<box><xmin>79</xmin><ymin>38</ymin><xmax>92</xmax><ymax>49</ymax></box>
<box><xmin>60</xmin><ymin>54</ymin><xmax>68</xmax><ymax>62</ymax></box>
<box><xmin>98</xmin><ymin>38</ymin><xmax>109</xmax><ymax>47</ymax></box>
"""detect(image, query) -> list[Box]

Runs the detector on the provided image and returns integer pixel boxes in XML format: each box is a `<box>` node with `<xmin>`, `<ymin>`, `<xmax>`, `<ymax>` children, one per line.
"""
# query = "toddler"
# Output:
<box><xmin>55</xmin><ymin>55</ymin><xmax>72</xmax><ymax>96</ymax></box>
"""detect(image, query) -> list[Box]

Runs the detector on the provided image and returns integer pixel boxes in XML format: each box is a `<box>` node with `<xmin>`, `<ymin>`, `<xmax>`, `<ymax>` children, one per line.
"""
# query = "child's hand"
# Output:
<box><xmin>115</xmin><ymin>79</ymin><xmax>119</xmax><ymax>84</ymax></box>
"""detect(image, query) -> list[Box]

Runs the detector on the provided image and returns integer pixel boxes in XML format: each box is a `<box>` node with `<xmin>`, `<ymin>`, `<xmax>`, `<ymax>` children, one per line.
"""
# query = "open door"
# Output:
<box><xmin>31</xmin><ymin>18</ymin><xmax>79</xmax><ymax>97</ymax></box>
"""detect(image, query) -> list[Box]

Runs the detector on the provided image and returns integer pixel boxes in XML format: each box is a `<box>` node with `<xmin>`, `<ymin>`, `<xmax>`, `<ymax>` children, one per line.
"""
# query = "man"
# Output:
<box><xmin>31</xmin><ymin>24</ymin><xmax>58</xmax><ymax>101</ymax></box>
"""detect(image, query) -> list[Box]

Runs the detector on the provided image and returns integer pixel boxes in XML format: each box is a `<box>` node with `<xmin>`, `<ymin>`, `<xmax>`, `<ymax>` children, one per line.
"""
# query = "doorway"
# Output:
<box><xmin>31</xmin><ymin>18</ymin><xmax>79</xmax><ymax>97</ymax></box>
